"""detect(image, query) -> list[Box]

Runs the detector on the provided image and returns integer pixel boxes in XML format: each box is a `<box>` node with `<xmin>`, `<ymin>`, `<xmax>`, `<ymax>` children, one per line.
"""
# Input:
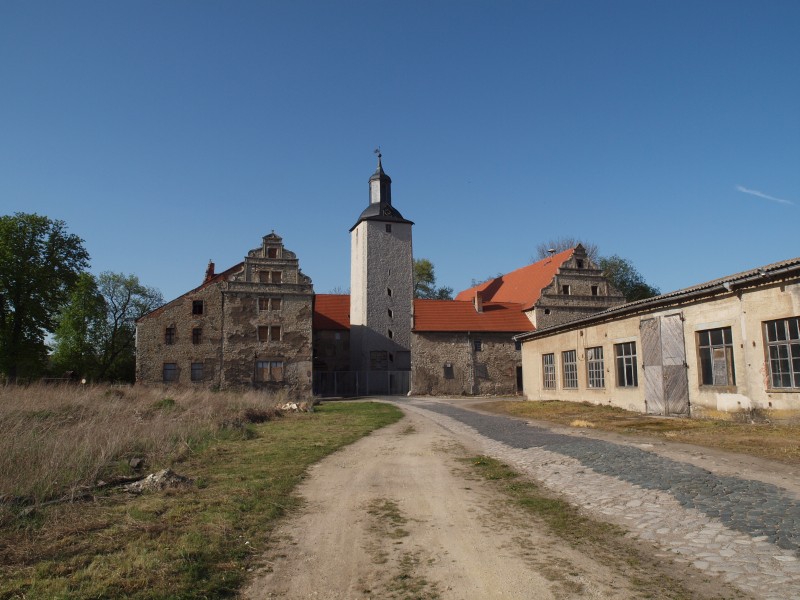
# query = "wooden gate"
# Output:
<box><xmin>640</xmin><ymin>314</ymin><xmax>690</xmax><ymax>416</ymax></box>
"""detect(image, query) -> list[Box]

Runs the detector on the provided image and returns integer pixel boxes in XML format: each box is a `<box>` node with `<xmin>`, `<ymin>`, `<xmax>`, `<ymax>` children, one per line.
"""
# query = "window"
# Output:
<box><xmin>385</xmin><ymin>224</ymin><xmax>392</xmax><ymax>233</ymax></box>
<box><xmin>562</xmin><ymin>285</ymin><xmax>571</xmax><ymax>295</ymax></box>
<box><xmin>615</xmin><ymin>342</ymin><xmax>638</xmax><ymax>387</ymax></box>
<box><xmin>191</xmin><ymin>362</ymin><xmax>204</xmax><ymax>382</ymax></box>
<box><xmin>764</xmin><ymin>317</ymin><xmax>800</xmax><ymax>389</ymax></box>
<box><xmin>271</xmin><ymin>271</ymin><xmax>282</xmax><ymax>284</ymax></box>
<box><xmin>388</xmin><ymin>308</ymin><xmax>393</xmax><ymax>318</ymax></box>
<box><xmin>591</xmin><ymin>285</ymin><xmax>599</xmax><ymax>296</ymax></box>
<box><xmin>192</xmin><ymin>300</ymin><xmax>204</xmax><ymax>315</ymax></box>
<box><xmin>697</xmin><ymin>327</ymin><xmax>735</xmax><ymax>386</ymax></box>
<box><xmin>474</xmin><ymin>340</ymin><xmax>482</xmax><ymax>352</ymax></box>
<box><xmin>388</xmin><ymin>329</ymin><xmax>393</xmax><ymax>339</ymax></box>
<box><xmin>258</xmin><ymin>325</ymin><xmax>281</xmax><ymax>342</ymax></box>
<box><xmin>267</xmin><ymin>247</ymin><xmax>278</xmax><ymax>258</ymax></box>
<box><xmin>587</xmin><ymin>346</ymin><xmax>605</xmax><ymax>388</ymax></box>
<box><xmin>542</xmin><ymin>354</ymin><xmax>556</xmax><ymax>389</ymax></box>
<box><xmin>576</xmin><ymin>259</ymin><xmax>584</xmax><ymax>269</ymax></box>
<box><xmin>165</xmin><ymin>326</ymin><xmax>175</xmax><ymax>345</ymax></box>
<box><xmin>259</xmin><ymin>297</ymin><xmax>282</xmax><ymax>311</ymax></box>
<box><xmin>370</xmin><ymin>350</ymin><xmax>388</xmax><ymax>371</ymax></box>
<box><xmin>163</xmin><ymin>363</ymin><xmax>177</xmax><ymax>382</ymax></box>
<box><xmin>192</xmin><ymin>327</ymin><xmax>202</xmax><ymax>345</ymax></box>
<box><xmin>258</xmin><ymin>271</ymin><xmax>270</xmax><ymax>283</ymax></box>
<box><xmin>515</xmin><ymin>340</ymin><xmax>522</xmax><ymax>351</ymax></box>
<box><xmin>562</xmin><ymin>350</ymin><xmax>578</xmax><ymax>388</ymax></box>
<box><xmin>387</xmin><ymin>287</ymin><xmax>392</xmax><ymax>296</ymax></box>
<box><xmin>255</xmin><ymin>360</ymin><xmax>284</xmax><ymax>382</ymax></box>
<box><xmin>443</xmin><ymin>363</ymin><xmax>454</xmax><ymax>379</ymax></box>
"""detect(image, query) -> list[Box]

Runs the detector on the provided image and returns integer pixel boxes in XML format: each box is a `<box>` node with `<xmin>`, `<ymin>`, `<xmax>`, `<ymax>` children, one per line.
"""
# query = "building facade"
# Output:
<box><xmin>136</xmin><ymin>233</ymin><xmax>314</xmax><ymax>392</ymax></box>
<box><xmin>516</xmin><ymin>258</ymin><xmax>800</xmax><ymax>416</ymax></box>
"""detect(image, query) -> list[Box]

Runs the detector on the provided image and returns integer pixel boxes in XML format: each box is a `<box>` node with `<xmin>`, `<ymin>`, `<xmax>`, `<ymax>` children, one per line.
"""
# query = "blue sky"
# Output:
<box><xmin>2</xmin><ymin>1</ymin><xmax>798</xmax><ymax>303</ymax></box>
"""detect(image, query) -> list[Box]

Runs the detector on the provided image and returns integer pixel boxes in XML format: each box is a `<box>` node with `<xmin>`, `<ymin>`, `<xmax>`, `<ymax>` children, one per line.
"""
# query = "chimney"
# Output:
<box><xmin>474</xmin><ymin>291</ymin><xmax>484</xmax><ymax>313</ymax></box>
<box><xmin>204</xmin><ymin>260</ymin><xmax>215</xmax><ymax>283</ymax></box>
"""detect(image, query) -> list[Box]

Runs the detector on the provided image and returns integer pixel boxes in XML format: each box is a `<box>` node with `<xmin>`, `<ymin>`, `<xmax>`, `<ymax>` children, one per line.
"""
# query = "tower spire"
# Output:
<box><xmin>369</xmin><ymin>148</ymin><xmax>392</xmax><ymax>205</ymax></box>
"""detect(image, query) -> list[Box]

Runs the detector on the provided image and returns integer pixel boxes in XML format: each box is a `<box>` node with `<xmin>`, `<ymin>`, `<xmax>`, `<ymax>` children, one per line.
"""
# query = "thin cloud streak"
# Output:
<box><xmin>736</xmin><ymin>185</ymin><xmax>795</xmax><ymax>206</ymax></box>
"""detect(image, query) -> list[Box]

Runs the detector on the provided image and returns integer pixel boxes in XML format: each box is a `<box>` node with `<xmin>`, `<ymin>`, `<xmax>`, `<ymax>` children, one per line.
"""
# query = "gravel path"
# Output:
<box><xmin>402</xmin><ymin>398</ymin><xmax>800</xmax><ymax>600</ymax></box>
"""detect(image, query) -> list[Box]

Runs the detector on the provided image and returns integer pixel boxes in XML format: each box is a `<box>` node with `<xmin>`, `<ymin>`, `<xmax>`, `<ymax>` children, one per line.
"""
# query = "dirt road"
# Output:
<box><xmin>243</xmin><ymin>403</ymin><xmax>734</xmax><ymax>599</ymax></box>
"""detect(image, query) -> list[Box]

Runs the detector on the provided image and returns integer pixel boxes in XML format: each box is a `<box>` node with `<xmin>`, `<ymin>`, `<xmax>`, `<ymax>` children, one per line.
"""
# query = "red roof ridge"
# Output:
<box><xmin>454</xmin><ymin>247</ymin><xmax>575</xmax><ymax>310</ymax></box>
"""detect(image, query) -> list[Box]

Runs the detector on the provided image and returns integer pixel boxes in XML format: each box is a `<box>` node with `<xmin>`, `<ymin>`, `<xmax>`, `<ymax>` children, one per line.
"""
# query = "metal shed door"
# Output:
<box><xmin>640</xmin><ymin>315</ymin><xmax>689</xmax><ymax>416</ymax></box>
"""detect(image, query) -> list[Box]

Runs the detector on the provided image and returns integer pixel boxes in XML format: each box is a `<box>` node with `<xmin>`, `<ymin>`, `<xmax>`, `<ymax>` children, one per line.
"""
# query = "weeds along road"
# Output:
<box><xmin>243</xmin><ymin>399</ymin><xmax>752</xmax><ymax>600</ymax></box>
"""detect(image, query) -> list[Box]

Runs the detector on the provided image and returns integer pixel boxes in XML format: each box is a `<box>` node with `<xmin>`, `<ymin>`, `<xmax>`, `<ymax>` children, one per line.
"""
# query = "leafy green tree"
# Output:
<box><xmin>413</xmin><ymin>258</ymin><xmax>453</xmax><ymax>300</ymax></box>
<box><xmin>52</xmin><ymin>272</ymin><xmax>163</xmax><ymax>382</ymax></box>
<box><xmin>52</xmin><ymin>273</ymin><xmax>106</xmax><ymax>379</ymax></box>
<box><xmin>599</xmin><ymin>255</ymin><xmax>661</xmax><ymax>302</ymax></box>
<box><xmin>0</xmin><ymin>213</ymin><xmax>89</xmax><ymax>382</ymax></box>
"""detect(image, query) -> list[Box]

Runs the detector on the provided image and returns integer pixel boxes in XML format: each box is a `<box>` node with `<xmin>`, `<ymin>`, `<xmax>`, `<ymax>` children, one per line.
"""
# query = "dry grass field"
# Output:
<box><xmin>477</xmin><ymin>400</ymin><xmax>800</xmax><ymax>466</ymax></box>
<box><xmin>0</xmin><ymin>385</ymin><xmax>402</xmax><ymax>599</ymax></box>
<box><xmin>0</xmin><ymin>383</ymin><xmax>288</xmax><ymax>508</ymax></box>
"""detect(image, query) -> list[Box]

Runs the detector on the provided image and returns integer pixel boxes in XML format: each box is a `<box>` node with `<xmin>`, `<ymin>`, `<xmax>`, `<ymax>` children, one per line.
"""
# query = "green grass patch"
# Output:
<box><xmin>0</xmin><ymin>401</ymin><xmax>403</xmax><ymax>599</ymax></box>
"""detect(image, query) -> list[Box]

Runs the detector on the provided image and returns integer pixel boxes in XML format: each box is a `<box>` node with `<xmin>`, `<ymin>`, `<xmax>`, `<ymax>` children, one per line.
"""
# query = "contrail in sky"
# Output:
<box><xmin>736</xmin><ymin>185</ymin><xmax>795</xmax><ymax>206</ymax></box>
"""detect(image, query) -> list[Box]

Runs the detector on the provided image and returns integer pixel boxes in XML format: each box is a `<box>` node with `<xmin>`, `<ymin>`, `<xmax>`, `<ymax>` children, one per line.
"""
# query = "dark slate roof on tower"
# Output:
<box><xmin>350</xmin><ymin>153</ymin><xmax>414</xmax><ymax>231</ymax></box>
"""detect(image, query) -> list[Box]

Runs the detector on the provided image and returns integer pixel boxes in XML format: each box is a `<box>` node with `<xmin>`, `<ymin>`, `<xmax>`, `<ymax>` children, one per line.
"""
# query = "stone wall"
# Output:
<box><xmin>135</xmin><ymin>282</ymin><xmax>225</xmax><ymax>386</ymax></box>
<box><xmin>411</xmin><ymin>331</ymin><xmax>521</xmax><ymax>396</ymax></box>
<box><xmin>136</xmin><ymin>232</ymin><xmax>314</xmax><ymax>394</ymax></box>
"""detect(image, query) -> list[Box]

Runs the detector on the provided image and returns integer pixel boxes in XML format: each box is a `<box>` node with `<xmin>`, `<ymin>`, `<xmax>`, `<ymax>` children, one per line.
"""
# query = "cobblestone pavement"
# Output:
<box><xmin>401</xmin><ymin>398</ymin><xmax>800</xmax><ymax>600</ymax></box>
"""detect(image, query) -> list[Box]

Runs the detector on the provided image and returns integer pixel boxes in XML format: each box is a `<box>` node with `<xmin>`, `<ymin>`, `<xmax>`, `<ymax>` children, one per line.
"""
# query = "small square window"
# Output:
<box><xmin>562</xmin><ymin>285</ymin><xmax>571</xmax><ymax>295</ymax></box>
<box><xmin>192</xmin><ymin>327</ymin><xmax>202</xmax><ymax>345</ymax></box>
<box><xmin>385</xmin><ymin>224</ymin><xmax>392</xmax><ymax>233</ymax></box>
<box><xmin>165</xmin><ymin>327</ymin><xmax>175</xmax><ymax>345</ymax></box>
<box><xmin>474</xmin><ymin>340</ymin><xmax>482</xmax><ymax>352</ymax></box>
<box><xmin>163</xmin><ymin>363</ymin><xmax>178</xmax><ymax>382</ymax></box>
<box><xmin>192</xmin><ymin>300</ymin><xmax>204</xmax><ymax>315</ymax></box>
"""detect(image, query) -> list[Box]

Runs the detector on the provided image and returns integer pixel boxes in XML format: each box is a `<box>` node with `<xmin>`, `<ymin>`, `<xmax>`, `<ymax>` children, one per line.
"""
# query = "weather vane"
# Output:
<box><xmin>374</xmin><ymin>147</ymin><xmax>381</xmax><ymax>159</ymax></box>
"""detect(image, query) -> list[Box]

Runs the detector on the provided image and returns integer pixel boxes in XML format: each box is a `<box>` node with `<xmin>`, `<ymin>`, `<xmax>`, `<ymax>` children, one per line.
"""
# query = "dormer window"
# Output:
<box><xmin>576</xmin><ymin>259</ymin><xmax>584</xmax><ymax>269</ymax></box>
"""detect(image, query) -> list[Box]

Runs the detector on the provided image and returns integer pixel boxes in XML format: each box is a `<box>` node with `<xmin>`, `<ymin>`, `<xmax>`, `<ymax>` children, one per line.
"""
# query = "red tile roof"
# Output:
<box><xmin>412</xmin><ymin>299</ymin><xmax>531</xmax><ymax>332</ymax></box>
<box><xmin>313</xmin><ymin>294</ymin><xmax>350</xmax><ymax>330</ymax></box>
<box><xmin>454</xmin><ymin>248</ymin><xmax>574</xmax><ymax>310</ymax></box>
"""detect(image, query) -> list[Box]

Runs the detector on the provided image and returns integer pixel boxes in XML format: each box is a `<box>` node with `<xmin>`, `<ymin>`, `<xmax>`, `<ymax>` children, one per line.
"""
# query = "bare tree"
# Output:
<box><xmin>532</xmin><ymin>237</ymin><xmax>599</xmax><ymax>262</ymax></box>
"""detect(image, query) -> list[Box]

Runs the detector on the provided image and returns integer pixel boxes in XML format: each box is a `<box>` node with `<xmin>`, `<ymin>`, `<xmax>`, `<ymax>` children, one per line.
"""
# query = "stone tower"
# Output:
<box><xmin>349</xmin><ymin>153</ymin><xmax>414</xmax><ymax>380</ymax></box>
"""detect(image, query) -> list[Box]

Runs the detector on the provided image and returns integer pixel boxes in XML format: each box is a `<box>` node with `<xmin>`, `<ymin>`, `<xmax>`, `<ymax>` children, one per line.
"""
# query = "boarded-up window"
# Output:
<box><xmin>258</xmin><ymin>326</ymin><xmax>269</xmax><ymax>341</ymax></box>
<box><xmin>256</xmin><ymin>360</ymin><xmax>284</xmax><ymax>382</ymax></box>
<box><xmin>270</xmin><ymin>325</ymin><xmax>281</xmax><ymax>341</ymax></box>
<box><xmin>259</xmin><ymin>271</ymin><xmax>270</xmax><ymax>283</ymax></box>
<box><xmin>259</xmin><ymin>297</ymin><xmax>282</xmax><ymax>311</ymax></box>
